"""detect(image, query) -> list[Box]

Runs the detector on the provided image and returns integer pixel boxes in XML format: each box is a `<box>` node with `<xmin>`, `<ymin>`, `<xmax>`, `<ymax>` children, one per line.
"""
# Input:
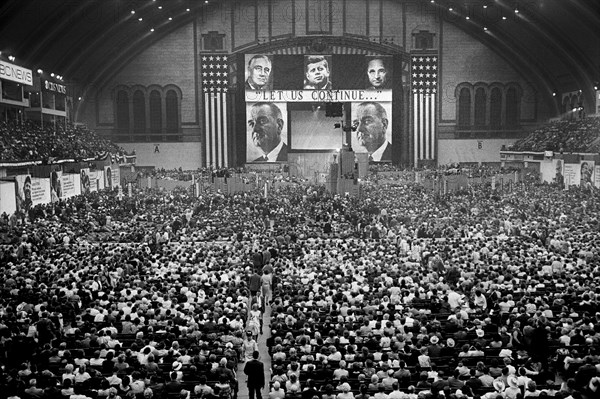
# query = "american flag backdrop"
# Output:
<box><xmin>411</xmin><ymin>54</ymin><xmax>438</xmax><ymax>164</ymax></box>
<box><xmin>201</xmin><ymin>55</ymin><xmax>229</xmax><ymax>167</ymax></box>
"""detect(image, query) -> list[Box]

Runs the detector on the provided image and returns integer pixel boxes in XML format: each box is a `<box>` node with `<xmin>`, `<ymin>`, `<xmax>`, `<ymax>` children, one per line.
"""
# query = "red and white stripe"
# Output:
<box><xmin>411</xmin><ymin>54</ymin><xmax>438</xmax><ymax>165</ymax></box>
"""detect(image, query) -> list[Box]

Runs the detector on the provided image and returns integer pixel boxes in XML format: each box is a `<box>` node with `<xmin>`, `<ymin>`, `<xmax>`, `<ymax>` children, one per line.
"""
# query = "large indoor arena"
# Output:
<box><xmin>1</xmin><ymin>1</ymin><xmax>600</xmax><ymax>399</ymax></box>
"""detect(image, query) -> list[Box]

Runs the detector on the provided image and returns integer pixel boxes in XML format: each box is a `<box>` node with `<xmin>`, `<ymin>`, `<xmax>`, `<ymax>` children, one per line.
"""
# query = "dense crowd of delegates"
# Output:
<box><xmin>1</xmin><ymin>172</ymin><xmax>599</xmax><ymax>399</ymax></box>
<box><xmin>0</xmin><ymin>121</ymin><xmax>124</xmax><ymax>162</ymax></box>
<box><xmin>509</xmin><ymin>117</ymin><xmax>600</xmax><ymax>153</ymax></box>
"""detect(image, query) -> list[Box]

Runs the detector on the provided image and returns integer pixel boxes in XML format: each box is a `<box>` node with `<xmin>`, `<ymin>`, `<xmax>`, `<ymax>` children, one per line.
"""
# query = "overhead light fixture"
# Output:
<box><xmin>502</xmin><ymin>16</ymin><xmax>507</xmax><ymax>20</ymax></box>
<box><xmin>465</xmin><ymin>16</ymin><xmax>470</xmax><ymax>20</ymax></box>
<box><xmin>552</xmin><ymin>92</ymin><xmax>556</xmax><ymax>97</ymax></box>
<box><xmin>186</xmin><ymin>8</ymin><xmax>190</xmax><ymax>12</ymax></box>
<box><xmin>168</xmin><ymin>17</ymin><xmax>172</xmax><ymax>21</ymax></box>
<box><xmin>150</xmin><ymin>28</ymin><xmax>155</xmax><ymax>32</ymax></box>
<box><xmin>37</xmin><ymin>69</ymin><xmax>43</xmax><ymax>74</ymax></box>
<box><xmin>139</xmin><ymin>17</ymin><xmax>143</xmax><ymax>21</ymax></box>
<box><xmin>514</xmin><ymin>9</ymin><xmax>519</xmax><ymax>13</ymax></box>
<box><xmin>8</xmin><ymin>55</ymin><xmax>15</xmax><ymax>62</ymax></box>
<box><xmin>449</xmin><ymin>7</ymin><xmax>453</xmax><ymax>11</ymax></box>
<box><xmin>483</xmin><ymin>5</ymin><xmax>488</xmax><ymax>9</ymax></box>
<box><xmin>130</xmin><ymin>10</ymin><xmax>135</xmax><ymax>14</ymax></box>
<box><xmin>158</xmin><ymin>6</ymin><xmax>162</xmax><ymax>9</ymax></box>
<box><xmin>483</xmin><ymin>27</ymin><xmax>488</xmax><ymax>31</ymax></box>
<box><xmin>78</xmin><ymin>97</ymin><xmax>82</xmax><ymax>101</ymax></box>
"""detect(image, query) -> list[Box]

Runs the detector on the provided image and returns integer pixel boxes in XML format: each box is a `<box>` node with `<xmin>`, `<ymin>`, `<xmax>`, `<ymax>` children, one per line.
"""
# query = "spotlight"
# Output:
<box><xmin>514</xmin><ymin>8</ymin><xmax>519</xmax><ymax>13</ymax></box>
<box><xmin>158</xmin><ymin>6</ymin><xmax>162</xmax><ymax>9</ymax></box>
<box><xmin>186</xmin><ymin>8</ymin><xmax>190</xmax><ymax>12</ymax></box>
<box><xmin>8</xmin><ymin>55</ymin><xmax>15</xmax><ymax>62</ymax></box>
<box><xmin>150</xmin><ymin>28</ymin><xmax>154</xmax><ymax>32</ymax></box>
<box><xmin>50</xmin><ymin>73</ymin><xmax>55</xmax><ymax>77</ymax></box>
<box><xmin>130</xmin><ymin>10</ymin><xmax>135</xmax><ymax>14</ymax></box>
<box><xmin>449</xmin><ymin>7</ymin><xmax>453</xmax><ymax>11</ymax></box>
<box><xmin>138</xmin><ymin>17</ymin><xmax>143</xmax><ymax>21</ymax></box>
<box><xmin>502</xmin><ymin>16</ymin><xmax>507</xmax><ymax>20</ymax></box>
<box><xmin>483</xmin><ymin>27</ymin><xmax>488</xmax><ymax>31</ymax></box>
<box><xmin>78</xmin><ymin>97</ymin><xmax>82</xmax><ymax>101</ymax></box>
<box><xmin>168</xmin><ymin>17</ymin><xmax>172</xmax><ymax>21</ymax></box>
<box><xmin>465</xmin><ymin>16</ymin><xmax>470</xmax><ymax>20</ymax></box>
<box><xmin>552</xmin><ymin>92</ymin><xmax>556</xmax><ymax>97</ymax></box>
<box><xmin>37</xmin><ymin>69</ymin><xmax>43</xmax><ymax>74</ymax></box>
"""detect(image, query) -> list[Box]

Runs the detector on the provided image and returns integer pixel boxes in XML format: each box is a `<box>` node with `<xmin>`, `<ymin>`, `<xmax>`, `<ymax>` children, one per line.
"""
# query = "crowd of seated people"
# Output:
<box><xmin>0</xmin><ymin>121</ymin><xmax>124</xmax><ymax>162</ymax></box>
<box><xmin>509</xmin><ymin>117</ymin><xmax>600</xmax><ymax>153</ymax></box>
<box><xmin>1</xmin><ymin>164</ymin><xmax>599</xmax><ymax>399</ymax></box>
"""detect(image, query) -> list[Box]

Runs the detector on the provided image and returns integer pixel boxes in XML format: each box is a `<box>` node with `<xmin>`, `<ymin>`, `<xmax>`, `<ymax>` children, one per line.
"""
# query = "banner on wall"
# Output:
<box><xmin>579</xmin><ymin>160</ymin><xmax>594</xmax><ymax>188</ymax></box>
<box><xmin>242</xmin><ymin>54</ymin><xmax>396</xmax><ymax>164</ymax></box>
<box><xmin>89</xmin><ymin>170</ymin><xmax>103</xmax><ymax>192</ymax></box>
<box><xmin>80</xmin><ymin>168</ymin><xmax>91</xmax><ymax>194</ymax></box>
<box><xmin>31</xmin><ymin>177</ymin><xmax>50</xmax><ymax>206</ymax></box>
<box><xmin>60</xmin><ymin>173</ymin><xmax>79</xmax><ymax>199</ymax></box>
<box><xmin>14</xmin><ymin>175</ymin><xmax>32</xmax><ymax>212</ymax></box>
<box><xmin>350</xmin><ymin>102</ymin><xmax>393</xmax><ymax>162</ymax></box>
<box><xmin>50</xmin><ymin>170</ymin><xmax>63</xmax><ymax>202</ymax></box>
<box><xmin>111</xmin><ymin>166</ymin><xmax>121</xmax><ymax>188</ymax></box>
<box><xmin>245</xmin><ymin>90</ymin><xmax>392</xmax><ymax>103</ymax></box>
<box><xmin>103</xmin><ymin>166</ymin><xmax>114</xmax><ymax>190</ymax></box>
<box><xmin>246</xmin><ymin>102</ymin><xmax>288</xmax><ymax>162</ymax></box>
<box><xmin>563</xmin><ymin>162</ymin><xmax>579</xmax><ymax>187</ymax></box>
<box><xmin>594</xmin><ymin>165</ymin><xmax>600</xmax><ymax>189</ymax></box>
<box><xmin>0</xmin><ymin>181</ymin><xmax>17</xmax><ymax>216</ymax></box>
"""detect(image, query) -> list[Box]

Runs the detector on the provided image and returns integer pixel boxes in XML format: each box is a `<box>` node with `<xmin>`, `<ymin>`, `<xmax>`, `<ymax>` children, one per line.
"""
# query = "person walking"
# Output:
<box><xmin>243</xmin><ymin>351</ymin><xmax>265</xmax><ymax>399</ymax></box>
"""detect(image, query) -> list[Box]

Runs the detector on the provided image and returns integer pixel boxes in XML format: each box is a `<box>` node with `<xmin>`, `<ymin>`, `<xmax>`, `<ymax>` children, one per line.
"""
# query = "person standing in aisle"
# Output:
<box><xmin>243</xmin><ymin>351</ymin><xmax>265</xmax><ymax>399</ymax></box>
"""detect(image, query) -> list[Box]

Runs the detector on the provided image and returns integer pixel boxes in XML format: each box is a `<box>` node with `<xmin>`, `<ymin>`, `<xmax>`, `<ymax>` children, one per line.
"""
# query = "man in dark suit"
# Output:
<box><xmin>243</xmin><ymin>351</ymin><xmax>265</xmax><ymax>399</ymax></box>
<box><xmin>245</xmin><ymin>55</ymin><xmax>272</xmax><ymax>90</ymax></box>
<box><xmin>248</xmin><ymin>102</ymin><xmax>287</xmax><ymax>162</ymax></box>
<box><xmin>354</xmin><ymin>101</ymin><xmax>391</xmax><ymax>162</ymax></box>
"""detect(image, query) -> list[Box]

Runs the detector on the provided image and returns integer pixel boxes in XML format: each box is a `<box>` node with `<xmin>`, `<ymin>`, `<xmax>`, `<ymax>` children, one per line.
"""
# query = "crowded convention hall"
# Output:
<box><xmin>1</xmin><ymin>1</ymin><xmax>600</xmax><ymax>399</ymax></box>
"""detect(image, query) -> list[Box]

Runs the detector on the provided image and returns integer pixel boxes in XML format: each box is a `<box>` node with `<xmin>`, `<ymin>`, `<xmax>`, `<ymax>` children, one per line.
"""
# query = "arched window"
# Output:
<box><xmin>116</xmin><ymin>90</ymin><xmax>129</xmax><ymax>132</ymax></box>
<box><xmin>490</xmin><ymin>88</ymin><xmax>502</xmax><ymax>129</ymax></box>
<box><xmin>132</xmin><ymin>90</ymin><xmax>146</xmax><ymax>134</ymax></box>
<box><xmin>474</xmin><ymin>87</ymin><xmax>486</xmax><ymax>128</ymax></box>
<box><xmin>458</xmin><ymin>87</ymin><xmax>471</xmax><ymax>129</ymax></box>
<box><xmin>166</xmin><ymin>90</ymin><xmax>179</xmax><ymax>133</ymax></box>
<box><xmin>506</xmin><ymin>87</ymin><xmax>519</xmax><ymax>128</ymax></box>
<box><xmin>149</xmin><ymin>90</ymin><xmax>162</xmax><ymax>133</ymax></box>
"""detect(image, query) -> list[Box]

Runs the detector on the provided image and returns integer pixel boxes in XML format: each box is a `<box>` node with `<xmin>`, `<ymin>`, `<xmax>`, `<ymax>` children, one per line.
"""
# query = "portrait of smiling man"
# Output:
<box><xmin>303</xmin><ymin>55</ymin><xmax>332</xmax><ymax>90</ymax></box>
<box><xmin>247</xmin><ymin>102</ymin><xmax>288</xmax><ymax>162</ymax></box>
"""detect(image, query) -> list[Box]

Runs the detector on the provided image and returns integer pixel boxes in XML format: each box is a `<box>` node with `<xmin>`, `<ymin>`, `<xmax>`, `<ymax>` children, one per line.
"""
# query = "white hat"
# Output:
<box><xmin>430</xmin><ymin>336</ymin><xmax>439</xmax><ymax>344</ymax></box>
<box><xmin>172</xmin><ymin>361</ymin><xmax>182</xmax><ymax>371</ymax></box>
<box><xmin>493</xmin><ymin>380</ymin><xmax>505</xmax><ymax>392</ymax></box>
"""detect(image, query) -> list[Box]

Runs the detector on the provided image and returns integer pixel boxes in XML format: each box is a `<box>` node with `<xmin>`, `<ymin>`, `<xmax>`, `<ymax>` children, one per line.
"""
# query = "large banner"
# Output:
<box><xmin>50</xmin><ymin>170</ymin><xmax>63</xmax><ymax>202</ymax></box>
<box><xmin>89</xmin><ymin>170</ymin><xmax>103</xmax><ymax>192</ymax></box>
<box><xmin>594</xmin><ymin>165</ymin><xmax>600</xmax><ymax>189</ymax></box>
<box><xmin>14</xmin><ymin>175</ymin><xmax>32</xmax><ymax>212</ymax></box>
<box><xmin>350</xmin><ymin>102</ymin><xmax>393</xmax><ymax>162</ymax></box>
<box><xmin>244</xmin><ymin>54</ymin><xmax>395</xmax><ymax>163</ymax></box>
<box><xmin>246</xmin><ymin>102</ymin><xmax>288</xmax><ymax>162</ymax></box>
<box><xmin>580</xmin><ymin>160</ymin><xmax>594</xmax><ymax>188</ymax></box>
<box><xmin>563</xmin><ymin>162</ymin><xmax>579</xmax><ymax>187</ymax></box>
<box><xmin>31</xmin><ymin>178</ymin><xmax>51</xmax><ymax>206</ymax></box>
<box><xmin>80</xmin><ymin>168</ymin><xmax>91</xmax><ymax>194</ymax></box>
<box><xmin>61</xmin><ymin>173</ymin><xmax>79</xmax><ymax>199</ymax></box>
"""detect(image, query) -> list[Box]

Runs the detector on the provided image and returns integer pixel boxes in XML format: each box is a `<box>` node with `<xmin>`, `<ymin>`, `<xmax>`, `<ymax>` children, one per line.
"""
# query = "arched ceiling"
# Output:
<box><xmin>0</xmin><ymin>0</ymin><xmax>598</xmax><ymax>111</ymax></box>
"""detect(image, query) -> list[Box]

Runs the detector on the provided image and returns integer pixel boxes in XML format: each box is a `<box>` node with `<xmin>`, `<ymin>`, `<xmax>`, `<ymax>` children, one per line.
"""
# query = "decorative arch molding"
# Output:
<box><xmin>233</xmin><ymin>35</ymin><xmax>406</xmax><ymax>57</ymax></box>
<box><xmin>110</xmin><ymin>84</ymin><xmax>183</xmax><ymax>135</ymax></box>
<box><xmin>454</xmin><ymin>81</ymin><xmax>524</xmax><ymax>131</ymax></box>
